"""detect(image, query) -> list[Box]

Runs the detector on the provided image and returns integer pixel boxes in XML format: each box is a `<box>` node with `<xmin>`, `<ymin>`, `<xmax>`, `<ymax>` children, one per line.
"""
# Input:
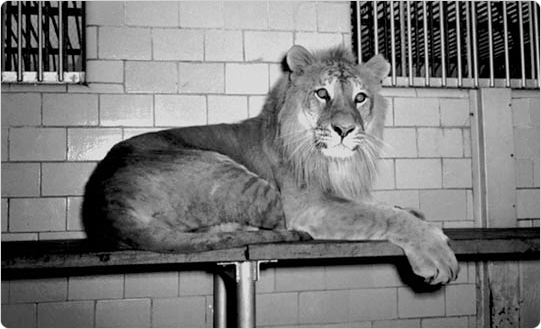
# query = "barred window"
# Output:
<box><xmin>1</xmin><ymin>1</ymin><xmax>85</xmax><ymax>84</ymax></box>
<box><xmin>353</xmin><ymin>1</ymin><xmax>540</xmax><ymax>89</ymax></box>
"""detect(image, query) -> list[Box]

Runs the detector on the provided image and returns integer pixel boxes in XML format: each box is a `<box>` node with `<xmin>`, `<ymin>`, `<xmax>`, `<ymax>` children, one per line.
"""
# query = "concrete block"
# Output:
<box><xmin>383</xmin><ymin>128</ymin><xmax>417</xmax><ymax>157</ymax></box>
<box><xmin>68</xmin><ymin>197</ymin><xmax>84</xmax><ymax>231</ymax></box>
<box><xmin>514</xmin><ymin>127</ymin><xmax>540</xmax><ymax>159</ymax></box>
<box><xmin>373</xmin><ymin>318</ymin><xmax>421</xmax><ymax>328</ymax></box>
<box><xmin>1</xmin><ymin>93</ymin><xmax>41</xmax><ymax>126</ymax></box>
<box><xmin>248</xmin><ymin>96</ymin><xmax>266</xmax><ymax>118</ymax></box>
<box><xmin>126</xmin><ymin>61</ymin><xmax>177</xmax><ymax>93</ymax></box>
<box><xmin>122</xmin><ymin>128</ymin><xmax>163</xmax><ymax>140</ymax></box>
<box><xmin>325</xmin><ymin>264</ymin><xmax>403</xmax><ymax>290</ymax></box>
<box><xmin>256</xmin><ymin>267</ymin><xmax>275</xmax><ymax>293</ymax></box>
<box><xmin>299</xmin><ymin>290</ymin><xmax>349</xmax><ymax>324</ymax></box>
<box><xmin>99</xmin><ymin>27</ymin><xmax>151</xmax><ymax>60</ymax></box>
<box><xmin>317</xmin><ymin>2</ymin><xmax>351</xmax><ymax>32</ymax></box>
<box><xmin>125</xmin><ymin>272</ymin><xmax>178</xmax><ymax>298</ymax></box>
<box><xmin>178</xmin><ymin>271</ymin><xmax>213</xmax><ymax>296</ymax></box>
<box><xmin>373</xmin><ymin>190</ymin><xmax>420</xmax><ymax>209</ymax></box>
<box><xmin>100</xmin><ymin>95</ymin><xmax>153</xmax><ymax>127</ymax></box>
<box><xmin>418</xmin><ymin>128</ymin><xmax>463</xmax><ymax>157</ymax></box>
<box><xmin>9</xmin><ymin>198</ymin><xmax>66</xmax><ymax>232</ymax></box>
<box><xmin>68</xmin><ymin>274</ymin><xmax>124</xmax><ymax>300</ymax></box>
<box><xmin>10</xmin><ymin>128</ymin><xmax>66</xmax><ymax>161</ymax></box>
<box><xmin>257</xmin><ymin>293</ymin><xmax>298</xmax><ymax>326</ymax></box>
<box><xmin>395</xmin><ymin>159</ymin><xmax>442</xmax><ymax>189</ymax></box>
<box><xmin>178</xmin><ymin>62</ymin><xmax>224</xmax><ymax>94</ymax></box>
<box><xmin>445</xmin><ymin>284</ymin><xmax>476</xmax><ymax>316</ymax></box>
<box><xmin>394</xmin><ymin>98</ymin><xmax>440</xmax><ymax>126</ymax></box>
<box><xmin>275</xmin><ymin>266</ymin><xmax>325</xmax><ymax>292</ymax></box>
<box><xmin>208</xmin><ymin>96</ymin><xmax>248</xmax><ymax>124</ymax></box>
<box><xmin>511</xmin><ymin>98</ymin><xmax>531</xmax><ymax>127</ymax></box>
<box><xmin>440</xmin><ymin>98</ymin><xmax>471</xmax><ymax>127</ymax></box>
<box><xmin>2</xmin><ymin>128</ymin><xmax>8</xmax><ymax>159</ymax></box>
<box><xmin>37</xmin><ymin>301</ymin><xmax>94</xmax><ymax>328</ymax></box>
<box><xmin>179</xmin><ymin>1</ymin><xmax>224</xmax><ymax>28</ymax></box>
<box><xmin>86</xmin><ymin>27</ymin><xmax>98</xmax><ymax>59</ymax></box>
<box><xmin>43</xmin><ymin>94</ymin><xmax>98</xmax><ymax>126</ymax></box>
<box><xmin>1</xmin><ymin>304</ymin><xmax>36</xmax><ymax>328</ymax></box>
<box><xmin>86</xmin><ymin>2</ymin><xmax>124</xmax><ymax>26</ymax></box>
<box><xmin>374</xmin><ymin>159</ymin><xmax>395</xmax><ymax>190</ymax></box>
<box><xmin>152</xmin><ymin>297</ymin><xmax>206</xmax><ymax>328</ymax></box>
<box><xmin>294</xmin><ymin>2</ymin><xmax>318</xmax><ymax>31</ymax></box>
<box><xmin>245</xmin><ymin>31</ymin><xmax>293</xmax><ymax>62</ymax></box>
<box><xmin>205</xmin><ymin>30</ymin><xmax>243</xmax><ymax>62</ymax></box>
<box><xmin>398</xmin><ymin>286</ymin><xmax>444</xmax><ymax>318</ymax></box>
<box><xmin>463</xmin><ymin>128</ymin><xmax>472</xmax><ymax>157</ymax></box>
<box><xmin>155</xmin><ymin>95</ymin><xmax>207</xmax><ymax>127</ymax></box>
<box><xmin>86</xmin><ymin>60</ymin><xmax>124</xmax><ymax>83</ymax></box>
<box><xmin>530</xmin><ymin>96</ymin><xmax>540</xmax><ymax>127</ymax></box>
<box><xmin>1</xmin><ymin>232</ymin><xmax>38</xmax><ymax>241</ymax></box>
<box><xmin>125</xmin><ymin>2</ymin><xmax>178</xmax><ymax>27</ymax></box>
<box><xmin>68</xmin><ymin>128</ymin><xmax>122</xmax><ymax>161</ymax></box>
<box><xmin>224</xmin><ymin>2</ymin><xmax>268</xmax><ymax>29</ymax></box>
<box><xmin>153</xmin><ymin>29</ymin><xmax>203</xmax><ymax>61</ymax></box>
<box><xmin>419</xmin><ymin>189</ymin><xmax>468</xmax><ymax>221</ymax></box>
<box><xmin>269</xmin><ymin>63</ymin><xmax>285</xmax><ymax>90</ymax></box>
<box><xmin>517</xmin><ymin>189</ymin><xmax>540</xmax><ymax>219</ymax></box>
<box><xmin>443</xmin><ymin>159</ymin><xmax>473</xmax><ymax>188</ymax></box>
<box><xmin>349</xmin><ymin>288</ymin><xmax>397</xmax><ymax>321</ymax></box>
<box><xmin>41</xmin><ymin>162</ymin><xmax>97</xmax><ymax>196</ymax></box>
<box><xmin>225</xmin><ymin>63</ymin><xmax>269</xmax><ymax>94</ymax></box>
<box><xmin>2</xmin><ymin>199</ymin><xmax>7</xmax><ymax>232</ymax></box>
<box><xmin>1</xmin><ymin>163</ymin><xmax>40</xmax><ymax>197</ymax></box>
<box><xmin>421</xmin><ymin>316</ymin><xmax>469</xmax><ymax>328</ymax></box>
<box><xmin>96</xmin><ymin>299</ymin><xmax>151</xmax><ymax>328</ymax></box>
<box><xmin>268</xmin><ymin>2</ymin><xmax>295</xmax><ymax>30</ymax></box>
<box><xmin>294</xmin><ymin>33</ymin><xmax>344</xmax><ymax>52</ymax></box>
<box><xmin>10</xmin><ymin>277</ymin><xmax>67</xmax><ymax>303</ymax></box>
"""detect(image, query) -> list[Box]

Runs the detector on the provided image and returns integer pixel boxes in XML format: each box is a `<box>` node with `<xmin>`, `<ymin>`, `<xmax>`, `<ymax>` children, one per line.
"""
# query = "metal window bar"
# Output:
<box><xmin>1</xmin><ymin>1</ymin><xmax>85</xmax><ymax>84</ymax></box>
<box><xmin>353</xmin><ymin>1</ymin><xmax>540</xmax><ymax>89</ymax></box>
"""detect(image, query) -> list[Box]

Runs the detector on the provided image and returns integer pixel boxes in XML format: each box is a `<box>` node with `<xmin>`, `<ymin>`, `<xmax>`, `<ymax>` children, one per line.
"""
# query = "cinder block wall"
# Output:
<box><xmin>1</xmin><ymin>2</ymin><xmax>538</xmax><ymax>327</ymax></box>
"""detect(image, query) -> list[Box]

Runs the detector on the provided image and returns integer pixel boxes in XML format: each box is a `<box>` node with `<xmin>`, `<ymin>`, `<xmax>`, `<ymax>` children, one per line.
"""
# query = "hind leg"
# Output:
<box><xmin>84</xmin><ymin>148</ymin><xmax>297</xmax><ymax>252</ymax></box>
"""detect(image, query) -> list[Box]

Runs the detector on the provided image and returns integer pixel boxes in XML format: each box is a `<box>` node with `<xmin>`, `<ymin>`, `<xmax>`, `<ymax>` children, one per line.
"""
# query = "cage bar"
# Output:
<box><xmin>356</xmin><ymin>1</ymin><xmax>362</xmax><ymax>63</ymax></box>
<box><xmin>58</xmin><ymin>1</ymin><xmax>64</xmax><ymax>82</ymax></box>
<box><xmin>487</xmin><ymin>1</ymin><xmax>494</xmax><ymax>87</ymax></box>
<box><xmin>518</xmin><ymin>1</ymin><xmax>526</xmax><ymax>87</ymax></box>
<box><xmin>528</xmin><ymin>1</ymin><xmax>535</xmax><ymax>81</ymax></box>
<box><xmin>502</xmin><ymin>1</ymin><xmax>510</xmax><ymax>87</ymax></box>
<box><xmin>423</xmin><ymin>1</ymin><xmax>429</xmax><ymax>86</ymax></box>
<box><xmin>406</xmin><ymin>1</ymin><xmax>413</xmax><ymax>85</ymax></box>
<box><xmin>17</xmin><ymin>2</ymin><xmax>22</xmax><ymax>81</ymax></box>
<box><xmin>373</xmin><ymin>1</ymin><xmax>379</xmax><ymax>54</ymax></box>
<box><xmin>534</xmin><ymin>2</ymin><xmax>540</xmax><ymax>86</ymax></box>
<box><xmin>390</xmin><ymin>0</ymin><xmax>397</xmax><ymax>86</ymax></box>
<box><xmin>399</xmin><ymin>1</ymin><xmax>406</xmax><ymax>78</ymax></box>
<box><xmin>38</xmin><ymin>2</ymin><xmax>43</xmax><ymax>82</ymax></box>
<box><xmin>439</xmin><ymin>1</ymin><xmax>446</xmax><ymax>87</ymax></box>
<box><xmin>471</xmin><ymin>1</ymin><xmax>479</xmax><ymax>87</ymax></box>
<box><xmin>465</xmin><ymin>3</ymin><xmax>472</xmax><ymax>81</ymax></box>
<box><xmin>455</xmin><ymin>1</ymin><xmax>462</xmax><ymax>87</ymax></box>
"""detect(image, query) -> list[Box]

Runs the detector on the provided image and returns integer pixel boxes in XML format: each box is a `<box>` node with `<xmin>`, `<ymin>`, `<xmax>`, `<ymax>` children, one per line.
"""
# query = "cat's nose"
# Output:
<box><xmin>331</xmin><ymin>123</ymin><xmax>355</xmax><ymax>138</ymax></box>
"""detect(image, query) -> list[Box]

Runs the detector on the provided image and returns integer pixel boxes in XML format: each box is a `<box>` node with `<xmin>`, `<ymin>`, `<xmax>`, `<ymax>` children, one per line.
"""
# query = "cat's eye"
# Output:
<box><xmin>354</xmin><ymin>92</ymin><xmax>367</xmax><ymax>104</ymax></box>
<box><xmin>315</xmin><ymin>88</ymin><xmax>330</xmax><ymax>101</ymax></box>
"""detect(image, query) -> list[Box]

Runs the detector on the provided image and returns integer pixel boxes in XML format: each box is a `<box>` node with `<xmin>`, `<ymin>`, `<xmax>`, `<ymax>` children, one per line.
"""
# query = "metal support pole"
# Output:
<box><xmin>237</xmin><ymin>262</ymin><xmax>256</xmax><ymax>328</ymax></box>
<box><xmin>213</xmin><ymin>273</ymin><xmax>228</xmax><ymax>328</ymax></box>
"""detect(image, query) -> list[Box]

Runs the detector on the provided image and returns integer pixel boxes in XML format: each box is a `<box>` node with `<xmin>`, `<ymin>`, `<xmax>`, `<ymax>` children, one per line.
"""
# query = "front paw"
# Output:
<box><xmin>403</xmin><ymin>224</ymin><xmax>459</xmax><ymax>285</ymax></box>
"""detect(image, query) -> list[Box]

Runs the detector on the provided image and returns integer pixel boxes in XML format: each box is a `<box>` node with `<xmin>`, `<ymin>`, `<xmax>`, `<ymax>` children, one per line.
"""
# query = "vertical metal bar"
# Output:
<box><xmin>237</xmin><ymin>262</ymin><xmax>256</xmax><ymax>328</ymax></box>
<box><xmin>503</xmin><ymin>1</ymin><xmax>510</xmax><ymax>87</ymax></box>
<box><xmin>455</xmin><ymin>1</ymin><xmax>462</xmax><ymax>87</ymax></box>
<box><xmin>423</xmin><ymin>1</ymin><xmax>429</xmax><ymax>86</ymax></box>
<box><xmin>534</xmin><ymin>1</ymin><xmax>540</xmax><ymax>86</ymax></box>
<box><xmin>390</xmin><ymin>0</ymin><xmax>397</xmax><ymax>85</ymax></box>
<box><xmin>518</xmin><ymin>1</ymin><xmax>526</xmax><ymax>87</ymax></box>
<box><xmin>407</xmin><ymin>1</ymin><xmax>413</xmax><ymax>85</ymax></box>
<box><xmin>213</xmin><ymin>274</ymin><xmax>227</xmax><ymax>328</ymax></box>
<box><xmin>465</xmin><ymin>2</ymin><xmax>472</xmax><ymax>79</ymax></box>
<box><xmin>471</xmin><ymin>1</ymin><xmax>479</xmax><ymax>87</ymax></box>
<box><xmin>373</xmin><ymin>1</ymin><xmax>379</xmax><ymax>54</ymax></box>
<box><xmin>528</xmin><ymin>1</ymin><xmax>535</xmax><ymax>81</ymax></box>
<box><xmin>58</xmin><ymin>1</ymin><xmax>64</xmax><ymax>82</ymax></box>
<box><xmin>487</xmin><ymin>1</ymin><xmax>494</xmax><ymax>87</ymax></box>
<box><xmin>439</xmin><ymin>1</ymin><xmax>446</xmax><ymax>87</ymax></box>
<box><xmin>399</xmin><ymin>1</ymin><xmax>407</xmax><ymax>77</ymax></box>
<box><xmin>17</xmin><ymin>1</ymin><xmax>22</xmax><ymax>81</ymax></box>
<box><xmin>356</xmin><ymin>1</ymin><xmax>363</xmax><ymax>63</ymax></box>
<box><xmin>38</xmin><ymin>2</ymin><xmax>43</xmax><ymax>82</ymax></box>
<box><xmin>1</xmin><ymin>3</ymin><xmax>5</xmax><ymax>72</ymax></box>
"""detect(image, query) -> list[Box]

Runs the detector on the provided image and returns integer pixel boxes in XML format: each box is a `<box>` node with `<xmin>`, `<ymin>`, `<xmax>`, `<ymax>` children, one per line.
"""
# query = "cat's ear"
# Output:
<box><xmin>286</xmin><ymin>45</ymin><xmax>314</xmax><ymax>74</ymax></box>
<box><xmin>364</xmin><ymin>54</ymin><xmax>391</xmax><ymax>81</ymax></box>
